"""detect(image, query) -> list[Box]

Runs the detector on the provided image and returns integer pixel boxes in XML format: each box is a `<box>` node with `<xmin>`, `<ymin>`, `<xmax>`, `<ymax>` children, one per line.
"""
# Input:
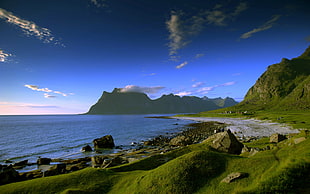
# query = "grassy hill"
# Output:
<box><xmin>236</xmin><ymin>46</ymin><xmax>310</xmax><ymax>111</ymax></box>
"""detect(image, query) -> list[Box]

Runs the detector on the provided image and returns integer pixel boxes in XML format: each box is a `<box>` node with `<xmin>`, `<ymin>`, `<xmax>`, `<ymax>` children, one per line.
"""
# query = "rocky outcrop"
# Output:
<box><xmin>37</xmin><ymin>158</ymin><xmax>51</xmax><ymax>165</ymax></box>
<box><xmin>81</xmin><ymin>145</ymin><xmax>93</xmax><ymax>152</ymax></box>
<box><xmin>0</xmin><ymin>164</ymin><xmax>20</xmax><ymax>185</ymax></box>
<box><xmin>170</xmin><ymin>135</ymin><xmax>192</xmax><ymax>146</ymax></box>
<box><xmin>93</xmin><ymin>135</ymin><xmax>115</xmax><ymax>149</ymax></box>
<box><xmin>221</xmin><ymin>172</ymin><xmax>248</xmax><ymax>183</ymax></box>
<box><xmin>270</xmin><ymin>133</ymin><xmax>287</xmax><ymax>143</ymax></box>
<box><xmin>208</xmin><ymin>130</ymin><xmax>244</xmax><ymax>155</ymax></box>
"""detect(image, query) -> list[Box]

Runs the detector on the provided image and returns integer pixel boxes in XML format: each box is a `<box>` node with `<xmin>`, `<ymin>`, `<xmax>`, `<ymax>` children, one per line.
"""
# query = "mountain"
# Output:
<box><xmin>86</xmin><ymin>89</ymin><xmax>238</xmax><ymax>114</ymax></box>
<box><xmin>237</xmin><ymin>46</ymin><xmax>310</xmax><ymax>110</ymax></box>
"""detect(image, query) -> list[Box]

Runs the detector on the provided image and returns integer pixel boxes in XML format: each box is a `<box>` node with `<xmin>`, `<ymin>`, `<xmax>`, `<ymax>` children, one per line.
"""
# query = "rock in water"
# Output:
<box><xmin>209</xmin><ymin>130</ymin><xmax>244</xmax><ymax>154</ymax></box>
<box><xmin>37</xmin><ymin>158</ymin><xmax>52</xmax><ymax>165</ymax></box>
<box><xmin>93</xmin><ymin>135</ymin><xmax>115</xmax><ymax>149</ymax></box>
<box><xmin>81</xmin><ymin>145</ymin><xmax>93</xmax><ymax>152</ymax></box>
<box><xmin>221</xmin><ymin>172</ymin><xmax>248</xmax><ymax>183</ymax></box>
<box><xmin>270</xmin><ymin>133</ymin><xmax>287</xmax><ymax>143</ymax></box>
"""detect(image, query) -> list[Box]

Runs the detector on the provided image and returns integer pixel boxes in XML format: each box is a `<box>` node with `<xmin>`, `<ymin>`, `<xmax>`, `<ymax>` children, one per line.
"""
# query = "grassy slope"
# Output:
<box><xmin>1</xmin><ymin>121</ymin><xmax>309</xmax><ymax>193</ymax></box>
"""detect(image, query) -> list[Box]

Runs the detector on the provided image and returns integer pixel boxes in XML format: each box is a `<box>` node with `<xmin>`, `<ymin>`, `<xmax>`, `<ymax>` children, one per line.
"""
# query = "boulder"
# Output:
<box><xmin>81</xmin><ymin>145</ymin><xmax>93</xmax><ymax>152</ymax></box>
<box><xmin>169</xmin><ymin>135</ymin><xmax>192</xmax><ymax>146</ymax></box>
<box><xmin>101</xmin><ymin>156</ymin><xmax>128</xmax><ymax>169</ymax></box>
<box><xmin>37</xmin><ymin>157</ymin><xmax>52</xmax><ymax>165</ymax></box>
<box><xmin>91</xmin><ymin>155</ymin><xmax>109</xmax><ymax>168</ymax></box>
<box><xmin>44</xmin><ymin>163</ymin><xmax>66</xmax><ymax>177</ymax></box>
<box><xmin>0</xmin><ymin>164</ymin><xmax>20</xmax><ymax>185</ymax></box>
<box><xmin>93</xmin><ymin>135</ymin><xmax>115</xmax><ymax>149</ymax></box>
<box><xmin>270</xmin><ymin>133</ymin><xmax>287</xmax><ymax>143</ymax></box>
<box><xmin>221</xmin><ymin>172</ymin><xmax>248</xmax><ymax>183</ymax></box>
<box><xmin>294</xmin><ymin>137</ymin><xmax>306</xmax><ymax>144</ymax></box>
<box><xmin>209</xmin><ymin>130</ymin><xmax>244</xmax><ymax>155</ymax></box>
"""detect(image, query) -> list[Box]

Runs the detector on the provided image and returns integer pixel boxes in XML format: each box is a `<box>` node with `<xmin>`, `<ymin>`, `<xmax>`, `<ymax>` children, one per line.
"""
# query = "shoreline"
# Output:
<box><xmin>1</xmin><ymin>116</ymin><xmax>301</xmax><ymax>185</ymax></box>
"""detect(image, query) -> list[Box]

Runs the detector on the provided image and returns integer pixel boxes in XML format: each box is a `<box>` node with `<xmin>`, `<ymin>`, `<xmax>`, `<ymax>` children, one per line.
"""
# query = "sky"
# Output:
<box><xmin>0</xmin><ymin>0</ymin><xmax>309</xmax><ymax>115</ymax></box>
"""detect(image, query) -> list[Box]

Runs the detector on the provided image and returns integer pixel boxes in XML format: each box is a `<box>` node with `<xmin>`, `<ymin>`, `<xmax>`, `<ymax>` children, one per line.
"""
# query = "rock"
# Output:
<box><xmin>19</xmin><ymin>169</ymin><xmax>43</xmax><ymax>180</ymax></box>
<box><xmin>170</xmin><ymin>135</ymin><xmax>192</xmax><ymax>146</ymax></box>
<box><xmin>37</xmin><ymin>157</ymin><xmax>52</xmax><ymax>165</ymax></box>
<box><xmin>101</xmin><ymin>156</ymin><xmax>128</xmax><ymax>169</ymax></box>
<box><xmin>294</xmin><ymin>137</ymin><xmax>306</xmax><ymax>144</ymax></box>
<box><xmin>66</xmin><ymin>161</ymin><xmax>89</xmax><ymax>172</ymax></box>
<box><xmin>81</xmin><ymin>145</ymin><xmax>93</xmax><ymax>152</ymax></box>
<box><xmin>44</xmin><ymin>163</ymin><xmax>66</xmax><ymax>177</ymax></box>
<box><xmin>241</xmin><ymin>145</ymin><xmax>251</xmax><ymax>154</ymax></box>
<box><xmin>13</xmin><ymin>160</ymin><xmax>28</xmax><ymax>167</ymax></box>
<box><xmin>209</xmin><ymin>131</ymin><xmax>244</xmax><ymax>155</ymax></box>
<box><xmin>0</xmin><ymin>164</ymin><xmax>20</xmax><ymax>185</ymax></box>
<box><xmin>221</xmin><ymin>172</ymin><xmax>248</xmax><ymax>183</ymax></box>
<box><xmin>93</xmin><ymin>135</ymin><xmax>115</xmax><ymax>149</ymax></box>
<box><xmin>91</xmin><ymin>155</ymin><xmax>109</xmax><ymax>168</ymax></box>
<box><xmin>270</xmin><ymin>133</ymin><xmax>287</xmax><ymax>143</ymax></box>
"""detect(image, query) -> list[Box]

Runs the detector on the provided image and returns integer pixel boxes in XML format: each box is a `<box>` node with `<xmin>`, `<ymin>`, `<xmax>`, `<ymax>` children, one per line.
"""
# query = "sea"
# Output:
<box><xmin>0</xmin><ymin>114</ymin><xmax>194</xmax><ymax>167</ymax></box>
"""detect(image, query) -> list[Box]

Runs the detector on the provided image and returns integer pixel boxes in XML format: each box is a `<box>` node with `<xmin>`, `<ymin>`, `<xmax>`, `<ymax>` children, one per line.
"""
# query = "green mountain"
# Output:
<box><xmin>86</xmin><ymin>88</ymin><xmax>238</xmax><ymax>114</ymax></box>
<box><xmin>237</xmin><ymin>46</ymin><xmax>310</xmax><ymax>111</ymax></box>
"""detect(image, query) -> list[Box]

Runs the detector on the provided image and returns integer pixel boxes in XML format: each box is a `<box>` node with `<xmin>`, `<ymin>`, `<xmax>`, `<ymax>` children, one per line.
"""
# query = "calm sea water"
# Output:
<box><xmin>0</xmin><ymin>114</ymin><xmax>193</xmax><ymax>165</ymax></box>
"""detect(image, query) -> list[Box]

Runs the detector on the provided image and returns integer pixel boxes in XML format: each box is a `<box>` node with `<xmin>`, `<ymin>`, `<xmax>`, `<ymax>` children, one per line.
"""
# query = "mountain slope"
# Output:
<box><xmin>86</xmin><ymin>89</ymin><xmax>238</xmax><ymax>114</ymax></box>
<box><xmin>237</xmin><ymin>46</ymin><xmax>310</xmax><ymax>110</ymax></box>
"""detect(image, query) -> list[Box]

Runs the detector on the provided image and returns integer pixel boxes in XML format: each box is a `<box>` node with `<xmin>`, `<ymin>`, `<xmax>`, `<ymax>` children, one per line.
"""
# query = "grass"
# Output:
<box><xmin>1</xmin><ymin>111</ymin><xmax>309</xmax><ymax>193</ymax></box>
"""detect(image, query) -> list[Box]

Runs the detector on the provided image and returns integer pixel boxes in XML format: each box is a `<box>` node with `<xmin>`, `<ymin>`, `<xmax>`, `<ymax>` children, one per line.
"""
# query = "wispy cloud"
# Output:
<box><xmin>192</xmin><ymin>82</ymin><xmax>205</xmax><ymax>88</ymax></box>
<box><xmin>166</xmin><ymin>11</ymin><xmax>188</xmax><ymax>59</ymax></box>
<box><xmin>90</xmin><ymin>0</ymin><xmax>108</xmax><ymax>8</ymax></box>
<box><xmin>24</xmin><ymin>84</ymin><xmax>73</xmax><ymax>98</ymax></box>
<box><xmin>0</xmin><ymin>49</ymin><xmax>12</xmax><ymax>62</ymax></box>
<box><xmin>0</xmin><ymin>8</ymin><xmax>64</xmax><ymax>46</ymax></box>
<box><xmin>197</xmin><ymin>81</ymin><xmax>236</xmax><ymax>94</ymax></box>
<box><xmin>166</xmin><ymin>2</ymin><xmax>247</xmax><ymax>60</ymax></box>
<box><xmin>240</xmin><ymin>15</ymin><xmax>281</xmax><ymax>39</ymax></box>
<box><xmin>120</xmin><ymin>85</ymin><xmax>165</xmax><ymax>94</ymax></box>
<box><xmin>175</xmin><ymin>91</ymin><xmax>192</xmax><ymax>96</ymax></box>
<box><xmin>176</xmin><ymin>61</ymin><xmax>188</xmax><ymax>69</ymax></box>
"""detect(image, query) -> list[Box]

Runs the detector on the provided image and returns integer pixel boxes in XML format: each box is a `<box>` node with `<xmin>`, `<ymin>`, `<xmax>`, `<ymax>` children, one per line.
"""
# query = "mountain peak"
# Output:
<box><xmin>300</xmin><ymin>45</ymin><xmax>310</xmax><ymax>58</ymax></box>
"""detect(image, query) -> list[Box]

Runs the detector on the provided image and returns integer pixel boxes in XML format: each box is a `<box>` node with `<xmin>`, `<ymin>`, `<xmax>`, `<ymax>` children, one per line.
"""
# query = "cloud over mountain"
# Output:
<box><xmin>120</xmin><ymin>85</ymin><xmax>165</xmax><ymax>94</ymax></box>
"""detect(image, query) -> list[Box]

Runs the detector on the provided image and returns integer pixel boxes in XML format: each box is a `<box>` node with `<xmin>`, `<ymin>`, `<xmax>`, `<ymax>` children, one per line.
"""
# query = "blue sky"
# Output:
<box><xmin>0</xmin><ymin>0</ymin><xmax>309</xmax><ymax>115</ymax></box>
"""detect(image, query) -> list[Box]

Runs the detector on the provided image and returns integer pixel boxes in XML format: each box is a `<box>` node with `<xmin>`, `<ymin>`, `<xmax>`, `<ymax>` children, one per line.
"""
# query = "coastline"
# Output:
<box><xmin>2</xmin><ymin>116</ymin><xmax>301</xmax><ymax>184</ymax></box>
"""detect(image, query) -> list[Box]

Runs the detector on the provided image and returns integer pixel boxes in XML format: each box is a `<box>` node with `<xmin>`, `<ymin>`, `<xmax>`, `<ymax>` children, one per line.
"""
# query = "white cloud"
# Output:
<box><xmin>240</xmin><ymin>15</ymin><xmax>281</xmax><ymax>39</ymax></box>
<box><xmin>24</xmin><ymin>84</ymin><xmax>73</xmax><ymax>98</ymax></box>
<box><xmin>175</xmin><ymin>91</ymin><xmax>192</xmax><ymax>96</ymax></box>
<box><xmin>176</xmin><ymin>61</ymin><xmax>188</xmax><ymax>69</ymax></box>
<box><xmin>44</xmin><ymin>93</ymin><xmax>56</xmax><ymax>98</ymax></box>
<box><xmin>166</xmin><ymin>11</ymin><xmax>189</xmax><ymax>58</ymax></box>
<box><xmin>0</xmin><ymin>8</ymin><xmax>64</xmax><ymax>46</ymax></box>
<box><xmin>166</xmin><ymin>2</ymin><xmax>247</xmax><ymax>59</ymax></box>
<box><xmin>120</xmin><ymin>85</ymin><xmax>165</xmax><ymax>94</ymax></box>
<box><xmin>0</xmin><ymin>49</ymin><xmax>12</xmax><ymax>62</ymax></box>
<box><xmin>192</xmin><ymin>82</ymin><xmax>205</xmax><ymax>88</ymax></box>
<box><xmin>197</xmin><ymin>81</ymin><xmax>236</xmax><ymax>94</ymax></box>
<box><xmin>194</xmin><ymin>53</ymin><xmax>205</xmax><ymax>59</ymax></box>
<box><xmin>90</xmin><ymin>0</ymin><xmax>108</xmax><ymax>8</ymax></box>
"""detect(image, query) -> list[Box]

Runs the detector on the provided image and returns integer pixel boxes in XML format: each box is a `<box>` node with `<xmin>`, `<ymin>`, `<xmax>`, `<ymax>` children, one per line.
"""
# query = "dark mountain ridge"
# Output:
<box><xmin>86</xmin><ymin>88</ymin><xmax>238</xmax><ymax>114</ymax></box>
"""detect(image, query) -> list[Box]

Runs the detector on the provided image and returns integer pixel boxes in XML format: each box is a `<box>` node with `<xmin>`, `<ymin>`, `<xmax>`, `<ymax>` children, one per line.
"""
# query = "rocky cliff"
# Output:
<box><xmin>238</xmin><ymin>46</ymin><xmax>310</xmax><ymax>110</ymax></box>
<box><xmin>86</xmin><ymin>88</ymin><xmax>238</xmax><ymax>114</ymax></box>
